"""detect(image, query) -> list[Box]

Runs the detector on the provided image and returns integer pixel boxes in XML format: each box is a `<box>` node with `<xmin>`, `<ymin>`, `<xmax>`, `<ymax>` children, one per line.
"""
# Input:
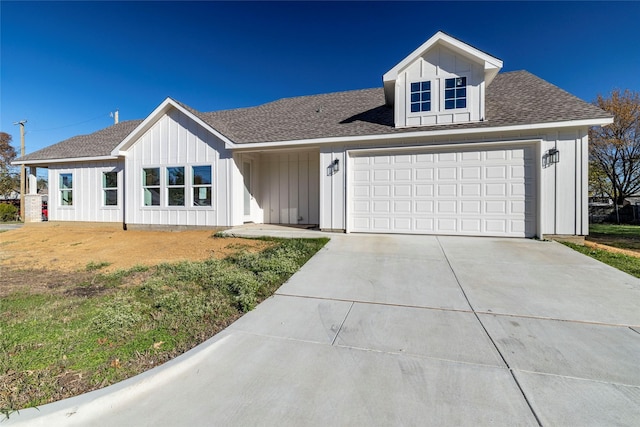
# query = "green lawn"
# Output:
<box><xmin>563</xmin><ymin>241</ymin><xmax>640</xmax><ymax>278</ymax></box>
<box><xmin>0</xmin><ymin>237</ymin><xmax>328</xmax><ymax>415</ymax></box>
<box><xmin>587</xmin><ymin>223</ymin><xmax>640</xmax><ymax>251</ymax></box>
<box><xmin>560</xmin><ymin>223</ymin><xmax>640</xmax><ymax>278</ymax></box>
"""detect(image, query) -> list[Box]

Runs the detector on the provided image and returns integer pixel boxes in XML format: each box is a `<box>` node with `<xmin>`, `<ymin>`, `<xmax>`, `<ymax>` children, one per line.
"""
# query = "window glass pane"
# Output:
<box><xmin>456</xmin><ymin>99</ymin><xmax>467</xmax><ymax>109</ymax></box>
<box><xmin>445</xmin><ymin>89</ymin><xmax>455</xmax><ymax>99</ymax></box>
<box><xmin>193</xmin><ymin>166</ymin><xmax>212</xmax><ymax>185</ymax></box>
<box><xmin>61</xmin><ymin>190</ymin><xmax>73</xmax><ymax>206</ymax></box>
<box><xmin>105</xmin><ymin>189</ymin><xmax>117</xmax><ymax>206</ymax></box>
<box><xmin>456</xmin><ymin>88</ymin><xmax>466</xmax><ymax>98</ymax></box>
<box><xmin>410</xmin><ymin>103</ymin><xmax>420</xmax><ymax>113</ymax></box>
<box><xmin>421</xmin><ymin>81</ymin><xmax>430</xmax><ymax>91</ymax></box>
<box><xmin>143</xmin><ymin>168</ymin><xmax>160</xmax><ymax>186</ymax></box>
<box><xmin>410</xmin><ymin>82</ymin><xmax>420</xmax><ymax>92</ymax></box>
<box><xmin>421</xmin><ymin>92</ymin><xmax>430</xmax><ymax>101</ymax></box>
<box><xmin>410</xmin><ymin>93</ymin><xmax>420</xmax><ymax>102</ymax></box>
<box><xmin>144</xmin><ymin>188</ymin><xmax>160</xmax><ymax>206</ymax></box>
<box><xmin>445</xmin><ymin>99</ymin><xmax>455</xmax><ymax>110</ymax></box>
<box><xmin>445</xmin><ymin>78</ymin><xmax>455</xmax><ymax>89</ymax></box>
<box><xmin>168</xmin><ymin>188</ymin><xmax>185</xmax><ymax>206</ymax></box>
<box><xmin>421</xmin><ymin>102</ymin><xmax>431</xmax><ymax>111</ymax></box>
<box><xmin>193</xmin><ymin>187</ymin><xmax>212</xmax><ymax>206</ymax></box>
<box><xmin>456</xmin><ymin>77</ymin><xmax>466</xmax><ymax>87</ymax></box>
<box><xmin>104</xmin><ymin>172</ymin><xmax>118</xmax><ymax>188</ymax></box>
<box><xmin>60</xmin><ymin>173</ymin><xmax>72</xmax><ymax>189</ymax></box>
<box><xmin>167</xmin><ymin>167</ymin><xmax>185</xmax><ymax>186</ymax></box>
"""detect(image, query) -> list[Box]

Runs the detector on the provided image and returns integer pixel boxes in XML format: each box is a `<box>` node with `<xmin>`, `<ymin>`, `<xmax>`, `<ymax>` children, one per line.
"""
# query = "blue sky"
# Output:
<box><xmin>1</xmin><ymin>1</ymin><xmax>639</xmax><ymax>157</ymax></box>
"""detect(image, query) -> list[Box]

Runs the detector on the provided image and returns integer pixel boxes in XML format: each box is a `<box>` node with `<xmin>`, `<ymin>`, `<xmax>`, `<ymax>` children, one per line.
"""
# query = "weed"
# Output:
<box><xmin>86</xmin><ymin>261</ymin><xmax>112</xmax><ymax>271</ymax></box>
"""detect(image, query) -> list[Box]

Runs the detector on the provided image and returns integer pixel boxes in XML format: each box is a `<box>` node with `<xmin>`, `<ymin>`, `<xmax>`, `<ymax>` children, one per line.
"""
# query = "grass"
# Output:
<box><xmin>587</xmin><ymin>223</ymin><xmax>640</xmax><ymax>251</ymax></box>
<box><xmin>563</xmin><ymin>242</ymin><xmax>640</xmax><ymax>278</ymax></box>
<box><xmin>561</xmin><ymin>223</ymin><xmax>640</xmax><ymax>279</ymax></box>
<box><xmin>0</xmin><ymin>237</ymin><xmax>328</xmax><ymax>416</ymax></box>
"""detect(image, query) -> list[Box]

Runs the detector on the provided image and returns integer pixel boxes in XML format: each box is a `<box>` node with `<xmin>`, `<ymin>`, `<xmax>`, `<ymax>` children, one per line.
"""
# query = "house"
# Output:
<box><xmin>14</xmin><ymin>32</ymin><xmax>612</xmax><ymax>238</ymax></box>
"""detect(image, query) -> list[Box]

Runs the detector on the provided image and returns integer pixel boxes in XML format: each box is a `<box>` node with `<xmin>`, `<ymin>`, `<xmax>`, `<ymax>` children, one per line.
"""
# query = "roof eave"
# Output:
<box><xmin>231</xmin><ymin>117</ymin><xmax>614</xmax><ymax>150</ymax></box>
<box><xmin>13</xmin><ymin>155</ymin><xmax>120</xmax><ymax>166</ymax></box>
<box><xmin>111</xmin><ymin>98</ymin><xmax>237</xmax><ymax>156</ymax></box>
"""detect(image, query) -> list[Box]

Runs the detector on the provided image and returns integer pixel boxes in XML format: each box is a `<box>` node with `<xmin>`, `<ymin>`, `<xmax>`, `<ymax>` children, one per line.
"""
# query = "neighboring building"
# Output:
<box><xmin>14</xmin><ymin>32</ymin><xmax>612</xmax><ymax>238</ymax></box>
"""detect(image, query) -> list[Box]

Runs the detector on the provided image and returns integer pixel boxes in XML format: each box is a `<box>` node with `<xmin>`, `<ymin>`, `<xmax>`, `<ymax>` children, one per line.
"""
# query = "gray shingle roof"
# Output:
<box><xmin>18</xmin><ymin>70</ymin><xmax>610</xmax><ymax>162</ymax></box>
<box><xmin>19</xmin><ymin>119</ymin><xmax>142</xmax><ymax>162</ymax></box>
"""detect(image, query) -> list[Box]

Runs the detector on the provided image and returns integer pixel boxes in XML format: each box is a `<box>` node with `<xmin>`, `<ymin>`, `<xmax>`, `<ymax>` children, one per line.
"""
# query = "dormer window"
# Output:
<box><xmin>444</xmin><ymin>77</ymin><xmax>467</xmax><ymax>110</ymax></box>
<box><xmin>410</xmin><ymin>81</ymin><xmax>431</xmax><ymax>112</ymax></box>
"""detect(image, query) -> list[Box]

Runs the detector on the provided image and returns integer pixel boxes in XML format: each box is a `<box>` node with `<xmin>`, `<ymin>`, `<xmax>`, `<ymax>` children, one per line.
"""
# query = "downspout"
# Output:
<box><xmin>122</xmin><ymin>164</ymin><xmax>127</xmax><ymax>231</ymax></box>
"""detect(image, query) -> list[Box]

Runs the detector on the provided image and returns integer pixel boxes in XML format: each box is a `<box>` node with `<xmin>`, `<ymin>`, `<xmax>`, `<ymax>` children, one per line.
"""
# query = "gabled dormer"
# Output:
<box><xmin>383</xmin><ymin>31</ymin><xmax>503</xmax><ymax>128</ymax></box>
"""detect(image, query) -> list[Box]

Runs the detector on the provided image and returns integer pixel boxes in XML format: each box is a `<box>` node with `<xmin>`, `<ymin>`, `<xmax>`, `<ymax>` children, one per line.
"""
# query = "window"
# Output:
<box><xmin>444</xmin><ymin>77</ymin><xmax>467</xmax><ymax>110</ymax></box>
<box><xmin>167</xmin><ymin>167</ymin><xmax>185</xmax><ymax>206</ymax></box>
<box><xmin>60</xmin><ymin>173</ymin><xmax>73</xmax><ymax>206</ymax></box>
<box><xmin>103</xmin><ymin>172</ymin><xmax>118</xmax><ymax>206</ymax></box>
<box><xmin>410</xmin><ymin>81</ymin><xmax>431</xmax><ymax>112</ymax></box>
<box><xmin>143</xmin><ymin>168</ymin><xmax>160</xmax><ymax>206</ymax></box>
<box><xmin>192</xmin><ymin>165</ymin><xmax>212</xmax><ymax>206</ymax></box>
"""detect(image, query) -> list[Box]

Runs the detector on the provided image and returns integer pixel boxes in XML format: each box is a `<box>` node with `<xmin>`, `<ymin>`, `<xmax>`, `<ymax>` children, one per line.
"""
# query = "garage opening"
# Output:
<box><xmin>348</xmin><ymin>145</ymin><xmax>536</xmax><ymax>237</ymax></box>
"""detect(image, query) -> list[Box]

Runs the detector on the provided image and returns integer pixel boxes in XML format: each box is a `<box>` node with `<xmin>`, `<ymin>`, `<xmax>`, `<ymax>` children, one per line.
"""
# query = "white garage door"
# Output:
<box><xmin>349</xmin><ymin>146</ymin><xmax>536</xmax><ymax>237</ymax></box>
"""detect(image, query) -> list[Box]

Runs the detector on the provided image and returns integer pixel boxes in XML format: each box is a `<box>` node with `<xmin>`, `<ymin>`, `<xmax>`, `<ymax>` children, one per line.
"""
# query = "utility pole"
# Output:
<box><xmin>13</xmin><ymin>120</ymin><xmax>27</xmax><ymax>221</ymax></box>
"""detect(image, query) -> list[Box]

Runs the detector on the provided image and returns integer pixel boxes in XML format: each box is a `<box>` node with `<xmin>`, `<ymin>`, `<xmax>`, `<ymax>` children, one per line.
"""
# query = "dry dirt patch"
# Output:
<box><xmin>0</xmin><ymin>223</ymin><xmax>269</xmax><ymax>273</ymax></box>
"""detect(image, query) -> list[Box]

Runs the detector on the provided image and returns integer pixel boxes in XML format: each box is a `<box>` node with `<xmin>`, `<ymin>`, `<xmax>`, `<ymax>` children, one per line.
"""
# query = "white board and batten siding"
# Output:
<box><xmin>259</xmin><ymin>152</ymin><xmax>320</xmax><ymax>225</ymax></box>
<box><xmin>349</xmin><ymin>145</ymin><xmax>537</xmax><ymax>237</ymax></box>
<box><xmin>394</xmin><ymin>45</ymin><xmax>485</xmax><ymax>128</ymax></box>
<box><xmin>48</xmin><ymin>161</ymin><xmax>123</xmax><ymax>223</ymax></box>
<box><xmin>124</xmin><ymin>108</ymin><xmax>234</xmax><ymax>227</ymax></box>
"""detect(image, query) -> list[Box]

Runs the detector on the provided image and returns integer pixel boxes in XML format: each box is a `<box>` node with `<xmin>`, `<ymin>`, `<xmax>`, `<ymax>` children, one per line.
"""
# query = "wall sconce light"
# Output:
<box><xmin>327</xmin><ymin>158</ymin><xmax>340</xmax><ymax>176</ymax></box>
<box><xmin>543</xmin><ymin>148</ymin><xmax>560</xmax><ymax>168</ymax></box>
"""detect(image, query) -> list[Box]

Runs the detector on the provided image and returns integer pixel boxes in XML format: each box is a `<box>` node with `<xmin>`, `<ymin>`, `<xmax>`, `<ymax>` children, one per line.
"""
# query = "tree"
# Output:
<box><xmin>0</xmin><ymin>132</ymin><xmax>18</xmax><ymax>199</ymax></box>
<box><xmin>589</xmin><ymin>89</ymin><xmax>640</xmax><ymax>206</ymax></box>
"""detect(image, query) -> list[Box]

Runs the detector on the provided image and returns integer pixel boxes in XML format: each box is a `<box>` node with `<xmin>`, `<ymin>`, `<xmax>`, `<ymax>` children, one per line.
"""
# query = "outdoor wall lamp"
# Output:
<box><xmin>327</xmin><ymin>158</ymin><xmax>340</xmax><ymax>176</ymax></box>
<box><xmin>543</xmin><ymin>148</ymin><xmax>560</xmax><ymax>168</ymax></box>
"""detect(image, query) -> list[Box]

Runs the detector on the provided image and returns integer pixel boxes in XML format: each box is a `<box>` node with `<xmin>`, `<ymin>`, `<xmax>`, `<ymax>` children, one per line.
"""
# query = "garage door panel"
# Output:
<box><xmin>350</xmin><ymin>145</ymin><xmax>536</xmax><ymax>237</ymax></box>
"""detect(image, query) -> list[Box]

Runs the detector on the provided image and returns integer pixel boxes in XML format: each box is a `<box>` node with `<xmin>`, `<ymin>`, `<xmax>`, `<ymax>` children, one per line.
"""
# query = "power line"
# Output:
<box><xmin>29</xmin><ymin>113</ymin><xmax>110</xmax><ymax>132</ymax></box>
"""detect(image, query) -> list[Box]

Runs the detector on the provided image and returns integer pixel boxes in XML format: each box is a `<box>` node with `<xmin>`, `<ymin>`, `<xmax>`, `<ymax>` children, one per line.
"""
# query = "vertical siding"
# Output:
<box><xmin>396</xmin><ymin>45</ymin><xmax>484</xmax><ymax>128</ymax></box>
<box><xmin>48</xmin><ymin>161</ymin><xmax>124</xmax><ymax>223</ymax></box>
<box><xmin>124</xmin><ymin>108</ymin><xmax>232</xmax><ymax>227</ymax></box>
<box><xmin>259</xmin><ymin>151</ymin><xmax>319</xmax><ymax>225</ymax></box>
<box><xmin>319</xmin><ymin>147</ymin><xmax>346</xmax><ymax>230</ymax></box>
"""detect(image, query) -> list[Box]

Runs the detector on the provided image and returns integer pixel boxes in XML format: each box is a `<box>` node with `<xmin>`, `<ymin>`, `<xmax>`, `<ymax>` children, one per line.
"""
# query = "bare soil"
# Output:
<box><xmin>0</xmin><ymin>223</ymin><xmax>269</xmax><ymax>293</ymax></box>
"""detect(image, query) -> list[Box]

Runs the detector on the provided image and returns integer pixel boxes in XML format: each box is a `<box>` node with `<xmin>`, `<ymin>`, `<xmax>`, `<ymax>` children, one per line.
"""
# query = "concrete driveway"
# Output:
<box><xmin>6</xmin><ymin>233</ymin><xmax>640</xmax><ymax>426</ymax></box>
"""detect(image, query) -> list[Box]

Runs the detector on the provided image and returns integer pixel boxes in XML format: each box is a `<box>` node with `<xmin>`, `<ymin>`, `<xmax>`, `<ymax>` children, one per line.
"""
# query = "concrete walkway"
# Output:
<box><xmin>5</xmin><ymin>230</ymin><xmax>640</xmax><ymax>426</ymax></box>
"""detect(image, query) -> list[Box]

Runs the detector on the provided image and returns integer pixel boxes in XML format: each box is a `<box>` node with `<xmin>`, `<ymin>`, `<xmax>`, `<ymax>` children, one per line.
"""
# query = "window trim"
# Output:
<box><xmin>142</xmin><ymin>167</ymin><xmax>161</xmax><ymax>207</ymax></box>
<box><xmin>442</xmin><ymin>75</ymin><xmax>469</xmax><ymax>111</ymax></box>
<box><xmin>140</xmin><ymin>164</ymin><xmax>215</xmax><ymax>209</ymax></box>
<box><xmin>406</xmin><ymin>74</ymin><xmax>471</xmax><ymax>117</ymax></box>
<box><xmin>59</xmin><ymin>172</ymin><xmax>73</xmax><ymax>207</ymax></box>
<box><xmin>102</xmin><ymin>170</ymin><xmax>119</xmax><ymax>208</ymax></box>
<box><xmin>166</xmin><ymin>166</ymin><xmax>186</xmax><ymax>207</ymax></box>
<box><xmin>192</xmin><ymin>165</ymin><xmax>213</xmax><ymax>207</ymax></box>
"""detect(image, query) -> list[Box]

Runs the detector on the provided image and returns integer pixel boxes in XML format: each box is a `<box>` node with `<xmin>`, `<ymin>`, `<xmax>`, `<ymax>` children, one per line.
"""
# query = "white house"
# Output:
<box><xmin>15</xmin><ymin>32</ymin><xmax>612</xmax><ymax>238</ymax></box>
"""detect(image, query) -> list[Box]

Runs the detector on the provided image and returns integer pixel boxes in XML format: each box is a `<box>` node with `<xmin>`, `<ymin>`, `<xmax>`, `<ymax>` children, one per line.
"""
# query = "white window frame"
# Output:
<box><xmin>192</xmin><ymin>165</ymin><xmax>213</xmax><ymax>207</ymax></box>
<box><xmin>166</xmin><ymin>166</ymin><xmax>186</xmax><ymax>207</ymax></box>
<box><xmin>441</xmin><ymin>74</ymin><xmax>470</xmax><ymax>112</ymax></box>
<box><xmin>142</xmin><ymin>167</ymin><xmax>161</xmax><ymax>207</ymax></box>
<box><xmin>103</xmin><ymin>170</ymin><xmax>119</xmax><ymax>207</ymax></box>
<box><xmin>141</xmin><ymin>165</ymin><xmax>215</xmax><ymax>209</ymax></box>
<box><xmin>59</xmin><ymin>172</ymin><xmax>73</xmax><ymax>207</ymax></box>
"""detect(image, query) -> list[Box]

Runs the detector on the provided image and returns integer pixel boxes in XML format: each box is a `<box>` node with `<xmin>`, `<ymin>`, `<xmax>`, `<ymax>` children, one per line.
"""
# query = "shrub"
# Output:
<box><xmin>0</xmin><ymin>203</ymin><xmax>18</xmax><ymax>222</ymax></box>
